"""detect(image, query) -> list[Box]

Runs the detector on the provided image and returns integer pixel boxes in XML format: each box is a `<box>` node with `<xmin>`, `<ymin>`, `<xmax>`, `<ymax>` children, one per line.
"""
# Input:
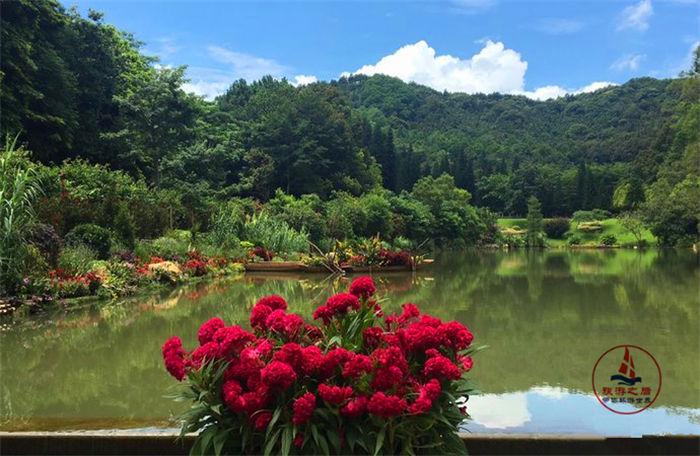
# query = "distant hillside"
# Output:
<box><xmin>332</xmin><ymin>75</ymin><xmax>684</xmax><ymax>214</ymax></box>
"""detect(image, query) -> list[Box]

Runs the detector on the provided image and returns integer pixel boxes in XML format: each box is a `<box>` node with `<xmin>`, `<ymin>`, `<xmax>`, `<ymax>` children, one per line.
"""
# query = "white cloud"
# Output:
<box><xmin>353</xmin><ymin>40</ymin><xmax>527</xmax><ymax>94</ymax></box>
<box><xmin>292</xmin><ymin>74</ymin><xmax>318</xmax><ymax>86</ymax></box>
<box><xmin>610</xmin><ymin>53</ymin><xmax>646</xmax><ymax>71</ymax></box>
<box><xmin>181</xmin><ymin>47</ymin><xmax>297</xmax><ymax>99</ymax></box>
<box><xmin>468</xmin><ymin>392</ymin><xmax>532</xmax><ymax>429</ymax></box>
<box><xmin>518</xmin><ymin>81</ymin><xmax>616</xmax><ymax>100</ymax></box>
<box><xmin>207</xmin><ymin>46</ymin><xmax>288</xmax><ymax>80</ymax></box>
<box><xmin>617</xmin><ymin>0</ymin><xmax>653</xmax><ymax>31</ymax></box>
<box><xmin>347</xmin><ymin>40</ymin><xmax>616</xmax><ymax>101</ymax></box>
<box><xmin>532</xmin><ymin>18</ymin><xmax>585</xmax><ymax>35</ymax></box>
<box><xmin>181</xmin><ymin>66</ymin><xmax>235</xmax><ymax>99</ymax></box>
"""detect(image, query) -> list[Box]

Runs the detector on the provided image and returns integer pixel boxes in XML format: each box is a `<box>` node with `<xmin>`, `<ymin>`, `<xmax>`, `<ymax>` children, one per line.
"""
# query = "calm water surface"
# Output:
<box><xmin>1</xmin><ymin>250</ymin><xmax>699</xmax><ymax>436</ymax></box>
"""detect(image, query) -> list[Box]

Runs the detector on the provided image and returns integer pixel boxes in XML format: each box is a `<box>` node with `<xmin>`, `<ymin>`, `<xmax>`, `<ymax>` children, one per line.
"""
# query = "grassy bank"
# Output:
<box><xmin>497</xmin><ymin>218</ymin><xmax>657</xmax><ymax>248</ymax></box>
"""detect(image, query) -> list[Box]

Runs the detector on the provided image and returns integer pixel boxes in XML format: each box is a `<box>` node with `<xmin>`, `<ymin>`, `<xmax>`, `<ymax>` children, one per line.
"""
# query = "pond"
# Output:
<box><xmin>1</xmin><ymin>250</ymin><xmax>699</xmax><ymax>436</ymax></box>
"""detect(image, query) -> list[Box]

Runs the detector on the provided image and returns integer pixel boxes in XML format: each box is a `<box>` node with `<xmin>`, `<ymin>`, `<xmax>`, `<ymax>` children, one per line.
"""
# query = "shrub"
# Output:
<box><xmin>65</xmin><ymin>224</ymin><xmax>112</xmax><ymax>259</ymax></box>
<box><xmin>57</xmin><ymin>244</ymin><xmax>98</xmax><ymax>275</ymax></box>
<box><xmin>148</xmin><ymin>261</ymin><xmax>182</xmax><ymax>284</ymax></box>
<box><xmin>0</xmin><ymin>137</ymin><xmax>42</xmax><ymax>295</ymax></box>
<box><xmin>601</xmin><ymin>234</ymin><xmax>617</xmax><ymax>246</ymax></box>
<box><xmin>113</xmin><ymin>203</ymin><xmax>136</xmax><ymax>249</ymax></box>
<box><xmin>543</xmin><ymin>218</ymin><xmax>570</xmax><ymax>239</ymax></box>
<box><xmin>572</xmin><ymin>209</ymin><xmax>611</xmax><ymax>222</ymax></box>
<box><xmin>577</xmin><ymin>221</ymin><xmax>604</xmax><ymax>232</ymax></box>
<box><xmin>28</xmin><ymin>223</ymin><xmax>62</xmax><ymax>266</ymax></box>
<box><xmin>243</xmin><ymin>212</ymin><xmax>309</xmax><ymax>255</ymax></box>
<box><xmin>567</xmin><ymin>235</ymin><xmax>582</xmax><ymax>246</ymax></box>
<box><xmin>136</xmin><ymin>236</ymin><xmax>190</xmax><ymax>261</ymax></box>
<box><xmin>163</xmin><ymin>276</ymin><xmax>476</xmax><ymax>455</ymax></box>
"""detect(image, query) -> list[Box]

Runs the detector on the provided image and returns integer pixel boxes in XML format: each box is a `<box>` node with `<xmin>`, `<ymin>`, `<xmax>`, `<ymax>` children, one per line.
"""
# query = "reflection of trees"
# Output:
<box><xmin>1</xmin><ymin>250</ymin><xmax>698</xmax><ymax>431</ymax></box>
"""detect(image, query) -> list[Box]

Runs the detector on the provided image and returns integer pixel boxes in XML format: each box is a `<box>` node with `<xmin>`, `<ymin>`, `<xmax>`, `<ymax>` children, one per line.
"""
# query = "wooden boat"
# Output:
<box><xmin>244</xmin><ymin>259</ymin><xmax>434</xmax><ymax>273</ymax></box>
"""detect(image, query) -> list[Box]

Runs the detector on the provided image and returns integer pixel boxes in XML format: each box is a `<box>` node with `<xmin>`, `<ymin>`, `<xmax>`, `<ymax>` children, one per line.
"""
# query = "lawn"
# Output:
<box><xmin>496</xmin><ymin>218</ymin><xmax>657</xmax><ymax>247</ymax></box>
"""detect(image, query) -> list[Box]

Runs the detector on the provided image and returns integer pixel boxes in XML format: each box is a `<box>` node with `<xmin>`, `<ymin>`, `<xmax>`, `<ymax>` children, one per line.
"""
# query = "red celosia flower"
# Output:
<box><xmin>214</xmin><ymin>326</ymin><xmax>256</xmax><ymax>358</ymax></box>
<box><xmin>189</xmin><ymin>341</ymin><xmax>220</xmax><ymax>369</ymax></box>
<box><xmin>367</xmin><ymin>392</ymin><xmax>407</xmax><ymax>418</ymax></box>
<box><xmin>459</xmin><ymin>355</ymin><xmax>474</xmax><ymax>372</ymax></box>
<box><xmin>312</xmin><ymin>305</ymin><xmax>333</xmax><ymax>324</ymax></box>
<box><xmin>371</xmin><ymin>346</ymin><xmax>408</xmax><ymax>373</ymax></box>
<box><xmin>250</xmin><ymin>304</ymin><xmax>272</xmax><ymax>330</ymax></box>
<box><xmin>318</xmin><ymin>384</ymin><xmax>354</xmax><ymax>405</ymax></box>
<box><xmin>424</xmin><ymin>355</ymin><xmax>461</xmax><ymax>381</ymax></box>
<box><xmin>399</xmin><ymin>322</ymin><xmax>441</xmax><ymax>353</ymax></box>
<box><xmin>260</xmin><ymin>361</ymin><xmax>297</xmax><ymax>390</ymax></box>
<box><xmin>293</xmin><ymin>434</ymin><xmax>304</xmax><ymax>448</ymax></box>
<box><xmin>292</xmin><ymin>392</ymin><xmax>316</xmax><ymax>425</ymax></box>
<box><xmin>348</xmin><ymin>276</ymin><xmax>376</xmax><ymax>299</ymax></box>
<box><xmin>300</xmin><ymin>345</ymin><xmax>324</xmax><ymax>376</ymax></box>
<box><xmin>162</xmin><ymin>336</ymin><xmax>186</xmax><ymax>381</ymax></box>
<box><xmin>230</xmin><ymin>387</ymin><xmax>271</xmax><ymax>415</ymax></box>
<box><xmin>256</xmin><ymin>295</ymin><xmax>288</xmax><ymax>312</ymax></box>
<box><xmin>438</xmin><ymin>321</ymin><xmax>474</xmax><ymax>351</ymax></box>
<box><xmin>342</xmin><ymin>353</ymin><xmax>373</xmax><ymax>379</ymax></box>
<box><xmin>340</xmin><ymin>396</ymin><xmax>369</xmax><ymax>418</ymax></box>
<box><xmin>319</xmin><ymin>347</ymin><xmax>353</xmax><ymax>378</ymax></box>
<box><xmin>314</xmin><ymin>293</ymin><xmax>360</xmax><ymax>323</ymax></box>
<box><xmin>222</xmin><ymin>380</ymin><xmax>243</xmax><ymax>410</ymax></box>
<box><xmin>399</xmin><ymin>303</ymin><xmax>420</xmax><ymax>324</ymax></box>
<box><xmin>408</xmin><ymin>379</ymin><xmax>441</xmax><ymax>414</ymax></box>
<box><xmin>305</xmin><ymin>324</ymin><xmax>323</xmax><ymax>341</ymax></box>
<box><xmin>362</xmin><ymin>327</ymin><xmax>384</xmax><ymax>350</ymax></box>
<box><xmin>273</xmin><ymin>343</ymin><xmax>304</xmax><ymax>372</ymax></box>
<box><xmin>252</xmin><ymin>410</ymin><xmax>272</xmax><ymax>431</ymax></box>
<box><xmin>327</xmin><ymin>292</ymin><xmax>360</xmax><ymax>314</ymax></box>
<box><xmin>371</xmin><ymin>366</ymin><xmax>404</xmax><ymax>391</ymax></box>
<box><xmin>197</xmin><ymin>317</ymin><xmax>226</xmax><ymax>345</ymax></box>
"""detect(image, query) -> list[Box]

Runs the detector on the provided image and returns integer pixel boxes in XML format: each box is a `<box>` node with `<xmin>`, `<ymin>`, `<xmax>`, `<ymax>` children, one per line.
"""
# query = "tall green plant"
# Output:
<box><xmin>0</xmin><ymin>136</ymin><xmax>43</xmax><ymax>294</ymax></box>
<box><xmin>243</xmin><ymin>212</ymin><xmax>309</xmax><ymax>255</ymax></box>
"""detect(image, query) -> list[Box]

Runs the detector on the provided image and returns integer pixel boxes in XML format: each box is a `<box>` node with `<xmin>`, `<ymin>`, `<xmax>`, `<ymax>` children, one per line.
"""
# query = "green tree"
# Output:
<box><xmin>526</xmin><ymin>196</ymin><xmax>544</xmax><ymax>247</ymax></box>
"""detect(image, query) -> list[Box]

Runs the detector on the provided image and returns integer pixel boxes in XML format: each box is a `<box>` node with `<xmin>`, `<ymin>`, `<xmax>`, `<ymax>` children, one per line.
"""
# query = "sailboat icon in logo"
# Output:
<box><xmin>610</xmin><ymin>347</ymin><xmax>642</xmax><ymax>386</ymax></box>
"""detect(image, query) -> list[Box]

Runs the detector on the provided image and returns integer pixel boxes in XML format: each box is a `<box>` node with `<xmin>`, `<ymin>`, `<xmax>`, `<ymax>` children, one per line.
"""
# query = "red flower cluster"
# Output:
<box><xmin>183</xmin><ymin>259</ymin><xmax>208</xmax><ymax>276</ymax></box>
<box><xmin>162</xmin><ymin>275</ymin><xmax>475</xmax><ymax>445</ymax></box>
<box><xmin>378</xmin><ymin>249</ymin><xmax>412</xmax><ymax>267</ymax></box>
<box><xmin>251</xmin><ymin>246</ymin><xmax>274</xmax><ymax>261</ymax></box>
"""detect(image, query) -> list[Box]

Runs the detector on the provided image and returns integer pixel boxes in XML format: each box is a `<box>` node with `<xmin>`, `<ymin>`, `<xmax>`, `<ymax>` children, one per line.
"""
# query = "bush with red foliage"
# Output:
<box><xmin>163</xmin><ymin>276</ymin><xmax>476</xmax><ymax>455</ymax></box>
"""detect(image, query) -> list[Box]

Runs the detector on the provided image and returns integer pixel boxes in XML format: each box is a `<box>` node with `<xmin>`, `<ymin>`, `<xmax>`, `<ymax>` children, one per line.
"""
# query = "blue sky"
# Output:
<box><xmin>69</xmin><ymin>0</ymin><xmax>699</xmax><ymax>99</ymax></box>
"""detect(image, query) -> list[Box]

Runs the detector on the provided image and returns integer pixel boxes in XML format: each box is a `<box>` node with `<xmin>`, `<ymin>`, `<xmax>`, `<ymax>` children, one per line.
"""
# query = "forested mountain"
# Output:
<box><xmin>1</xmin><ymin>0</ymin><xmax>697</xmax><ymax>230</ymax></box>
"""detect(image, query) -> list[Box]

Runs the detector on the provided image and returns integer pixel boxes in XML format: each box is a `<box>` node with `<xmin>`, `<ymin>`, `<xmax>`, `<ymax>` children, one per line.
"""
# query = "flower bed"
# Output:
<box><xmin>162</xmin><ymin>276</ymin><xmax>476</xmax><ymax>455</ymax></box>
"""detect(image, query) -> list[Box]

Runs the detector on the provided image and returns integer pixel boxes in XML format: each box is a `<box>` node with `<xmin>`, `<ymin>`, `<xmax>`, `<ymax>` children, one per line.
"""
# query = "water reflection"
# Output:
<box><xmin>1</xmin><ymin>250</ymin><xmax>698</xmax><ymax>435</ymax></box>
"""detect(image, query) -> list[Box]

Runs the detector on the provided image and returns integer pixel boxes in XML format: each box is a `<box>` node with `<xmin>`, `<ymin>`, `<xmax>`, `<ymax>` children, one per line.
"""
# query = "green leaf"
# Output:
<box><xmin>266</xmin><ymin>407</ymin><xmax>282</xmax><ymax>438</ymax></box>
<box><xmin>264</xmin><ymin>428</ymin><xmax>282</xmax><ymax>456</ymax></box>
<box><xmin>373</xmin><ymin>427</ymin><xmax>386</xmax><ymax>456</ymax></box>
<box><xmin>281</xmin><ymin>425</ymin><xmax>293</xmax><ymax>456</ymax></box>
